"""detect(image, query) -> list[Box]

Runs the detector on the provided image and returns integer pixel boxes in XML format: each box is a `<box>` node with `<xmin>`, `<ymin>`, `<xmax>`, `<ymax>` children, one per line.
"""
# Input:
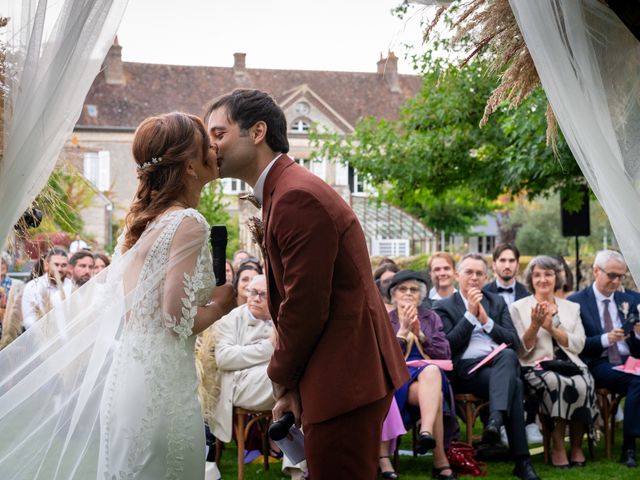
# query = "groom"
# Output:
<box><xmin>205</xmin><ymin>89</ymin><xmax>408</xmax><ymax>479</ymax></box>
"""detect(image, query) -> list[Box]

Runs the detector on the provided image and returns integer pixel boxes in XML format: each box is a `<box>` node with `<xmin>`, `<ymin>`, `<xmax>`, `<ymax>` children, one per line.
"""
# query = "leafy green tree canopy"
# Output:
<box><xmin>310</xmin><ymin>53</ymin><xmax>585</xmax><ymax>235</ymax></box>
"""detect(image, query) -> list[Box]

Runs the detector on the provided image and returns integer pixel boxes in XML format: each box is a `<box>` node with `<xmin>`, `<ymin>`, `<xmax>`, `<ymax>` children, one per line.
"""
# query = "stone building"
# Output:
<box><xmin>65</xmin><ymin>40</ymin><xmax>434</xmax><ymax>255</ymax></box>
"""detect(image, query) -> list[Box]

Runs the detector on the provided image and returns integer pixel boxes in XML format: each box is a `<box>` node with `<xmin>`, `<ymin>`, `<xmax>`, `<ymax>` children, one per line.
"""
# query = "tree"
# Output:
<box><xmin>310</xmin><ymin>53</ymin><xmax>586</xmax><ymax>235</ymax></box>
<box><xmin>502</xmin><ymin>194</ymin><xmax>618</xmax><ymax>257</ymax></box>
<box><xmin>197</xmin><ymin>182</ymin><xmax>239</xmax><ymax>258</ymax></box>
<box><xmin>28</xmin><ymin>162</ymin><xmax>95</xmax><ymax>236</ymax></box>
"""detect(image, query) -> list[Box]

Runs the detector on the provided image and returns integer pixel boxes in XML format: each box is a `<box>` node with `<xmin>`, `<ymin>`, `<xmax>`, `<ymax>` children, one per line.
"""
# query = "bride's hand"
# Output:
<box><xmin>211</xmin><ymin>284</ymin><xmax>235</xmax><ymax>316</ymax></box>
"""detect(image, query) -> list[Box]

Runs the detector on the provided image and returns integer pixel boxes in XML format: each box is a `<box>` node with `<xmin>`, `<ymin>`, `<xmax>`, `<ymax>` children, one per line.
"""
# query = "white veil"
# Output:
<box><xmin>0</xmin><ymin>210</ymin><xmax>213</xmax><ymax>479</ymax></box>
<box><xmin>508</xmin><ymin>0</ymin><xmax>640</xmax><ymax>281</ymax></box>
<box><xmin>0</xmin><ymin>0</ymin><xmax>129</xmax><ymax>247</ymax></box>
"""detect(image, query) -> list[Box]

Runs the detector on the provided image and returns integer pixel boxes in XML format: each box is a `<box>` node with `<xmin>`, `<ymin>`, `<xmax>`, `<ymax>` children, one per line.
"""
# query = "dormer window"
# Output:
<box><xmin>291</xmin><ymin>118</ymin><xmax>310</xmax><ymax>133</ymax></box>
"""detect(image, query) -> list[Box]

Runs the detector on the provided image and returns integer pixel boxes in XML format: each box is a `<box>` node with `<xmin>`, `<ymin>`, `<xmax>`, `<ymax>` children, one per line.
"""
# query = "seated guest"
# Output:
<box><xmin>68</xmin><ymin>250</ymin><xmax>95</xmax><ymax>288</ymax></box>
<box><xmin>482</xmin><ymin>243</ymin><xmax>530</xmax><ymax>307</ymax></box>
<box><xmin>428</xmin><ymin>252</ymin><xmax>457</xmax><ymax>301</ymax></box>
<box><xmin>483</xmin><ymin>244</ymin><xmax>541</xmax><ymax>446</ymax></box>
<box><xmin>568</xmin><ymin>250</ymin><xmax>640</xmax><ymax>468</ymax></box>
<box><xmin>434</xmin><ymin>253</ymin><xmax>539</xmax><ymax>480</ymax></box>
<box><xmin>374</xmin><ymin>263</ymin><xmax>400</xmax><ymax>312</ymax></box>
<box><xmin>387</xmin><ymin>270</ymin><xmax>456</xmax><ymax>480</ymax></box>
<box><xmin>232</xmin><ymin>249</ymin><xmax>251</xmax><ymax>270</ymax></box>
<box><xmin>211</xmin><ymin>275</ymin><xmax>303</xmax><ymax>478</ymax></box>
<box><xmin>21</xmin><ymin>248</ymin><xmax>72</xmax><ymax>329</ymax></box>
<box><xmin>233</xmin><ymin>262</ymin><xmax>262</xmax><ymax>306</ymax></box>
<box><xmin>0</xmin><ymin>252</ymin><xmax>13</xmax><ymax>333</ymax></box>
<box><xmin>93</xmin><ymin>253</ymin><xmax>111</xmax><ymax>274</ymax></box>
<box><xmin>511</xmin><ymin>256</ymin><xmax>597</xmax><ymax>468</ymax></box>
<box><xmin>225</xmin><ymin>259</ymin><xmax>235</xmax><ymax>284</ymax></box>
<box><xmin>238</xmin><ymin>256</ymin><xmax>262</xmax><ymax>272</ymax></box>
<box><xmin>551</xmin><ymin>255</ymin><xmax>574</xmax><ymax>299</ymax></box>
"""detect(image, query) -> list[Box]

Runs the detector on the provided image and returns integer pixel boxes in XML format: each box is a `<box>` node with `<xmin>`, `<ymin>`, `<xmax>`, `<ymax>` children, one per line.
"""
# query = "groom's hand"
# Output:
<box><xmin>272</xmin><ymin>389</ymin><xmax>302</xmax><ymax>428</ymax></box>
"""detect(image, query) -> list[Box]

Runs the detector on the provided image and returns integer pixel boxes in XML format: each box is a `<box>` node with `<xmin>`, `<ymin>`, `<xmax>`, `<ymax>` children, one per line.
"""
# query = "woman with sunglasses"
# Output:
<box><xmin>381</xmin><ymin>270</ymin><xmax>457</xmax><ymax>480</ymax></box>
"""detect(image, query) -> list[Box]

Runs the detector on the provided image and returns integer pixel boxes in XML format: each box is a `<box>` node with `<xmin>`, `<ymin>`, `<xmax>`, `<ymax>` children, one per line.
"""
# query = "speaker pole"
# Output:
<box><xmin>575</xmin><ymin>236</ymin><xmax>581</xmax><ymax>291</ymax></box>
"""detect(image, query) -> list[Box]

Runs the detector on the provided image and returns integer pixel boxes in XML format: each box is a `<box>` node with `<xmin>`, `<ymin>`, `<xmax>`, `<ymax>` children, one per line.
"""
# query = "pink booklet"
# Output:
<box><xmin>406</xmin><ymin>359</ymin><xmax>453</xmax><ymax>371</ymax></box>
<box><xmin>613</xmin><ymin>356</ymin><xmax>640</xmax><ymax>376</ymax></box>
<box><xmin>468</xmin><ymin>343</ymin><xmax>509</xmax><ymax>374</ymax></box>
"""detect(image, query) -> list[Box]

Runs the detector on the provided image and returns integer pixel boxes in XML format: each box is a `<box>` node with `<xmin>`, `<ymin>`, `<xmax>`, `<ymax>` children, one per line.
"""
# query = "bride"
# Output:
<box><xmin>0</xmin><ymin>112</ymin><xmax>236</xmax><ymax>479</ymax></box>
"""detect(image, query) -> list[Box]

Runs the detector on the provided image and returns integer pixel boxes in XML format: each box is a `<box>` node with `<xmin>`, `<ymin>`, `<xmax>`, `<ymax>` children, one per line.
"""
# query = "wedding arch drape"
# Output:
<box><xmin>508</xmin><ymin>0</ymin><xmax>640</xmax><ymax>282</ymax></box>
<box><xmin>0</xmin><ymin>0</ymin><xmax>129</xmax><ymax>248</ymax></box>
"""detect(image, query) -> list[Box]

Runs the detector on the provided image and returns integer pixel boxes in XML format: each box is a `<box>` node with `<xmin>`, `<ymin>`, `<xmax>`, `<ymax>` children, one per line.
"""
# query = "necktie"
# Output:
<box><xmin>497</xmin><ymin>286</ymin><xmax>514</xmax><ymax>294</ymax></box>
<box><xmin>603</xmin><ymin>299</ymin><xmax>623</xmax><ymax>365</ymax></box>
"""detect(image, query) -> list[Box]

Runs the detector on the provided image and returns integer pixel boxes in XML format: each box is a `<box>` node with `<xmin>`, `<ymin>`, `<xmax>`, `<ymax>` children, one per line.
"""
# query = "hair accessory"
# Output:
<box><xmin>137</xmin><ymin>157</ymin><xmax>163</xmax><ymax>170</ymax></box>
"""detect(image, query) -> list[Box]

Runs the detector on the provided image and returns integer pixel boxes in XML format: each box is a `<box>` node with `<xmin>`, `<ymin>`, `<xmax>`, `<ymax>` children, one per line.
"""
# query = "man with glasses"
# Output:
<box><xmin>568</xmin><ymin>250</ymin><xmax>640</xmax><ymax>468</ymax></box>
<box><xmin>434</xmin><ymin>253</ymin><xmax>539</xmax><ymax>480</ymax></box>
<box><xmin>211</xmin><ymin>274</ymin><xmax>305</xmax><ymax>478</ymax></box>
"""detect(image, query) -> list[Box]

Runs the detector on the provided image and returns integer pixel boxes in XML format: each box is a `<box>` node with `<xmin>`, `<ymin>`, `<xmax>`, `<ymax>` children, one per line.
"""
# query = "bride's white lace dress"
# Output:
<box><xmin>0</xmin><ymin>208</ymin><xmax>215</xmax><ymax>480</ymax></box>
<box><xmin>98</xmin><ymin>208</ymin><xmax>215</xmax><ymax>479</ymax></box>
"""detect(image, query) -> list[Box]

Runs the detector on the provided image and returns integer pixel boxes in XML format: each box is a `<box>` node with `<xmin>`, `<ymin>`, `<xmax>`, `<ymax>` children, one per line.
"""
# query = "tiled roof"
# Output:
<box><xmin>77</xmin><ymin>60</ymin><xmax>422</xmax><ymax>129</ymax></box>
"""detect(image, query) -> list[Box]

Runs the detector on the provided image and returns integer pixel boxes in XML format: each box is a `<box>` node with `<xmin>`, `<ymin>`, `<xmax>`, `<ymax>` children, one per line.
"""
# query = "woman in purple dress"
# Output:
<box><xmin>382</xmin><ymin>270</ymin><xmax>457</xmax><ymax>480</ymax></box>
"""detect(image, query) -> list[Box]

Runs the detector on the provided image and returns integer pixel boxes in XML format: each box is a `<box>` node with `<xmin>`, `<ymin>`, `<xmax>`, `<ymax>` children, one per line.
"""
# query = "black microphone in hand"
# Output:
<box><xmin>268</xmin><ymin>411</ymin><xmax>295</xmax><ymax>441</ymax></box>
<box><xmin>210</xmin><ymin>225</ymin><xmax>227</xmax><ymax>287</ymax></box>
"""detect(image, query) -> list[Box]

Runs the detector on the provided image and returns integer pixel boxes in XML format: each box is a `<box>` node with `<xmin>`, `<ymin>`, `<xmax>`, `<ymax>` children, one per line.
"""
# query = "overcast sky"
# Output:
<box><xmin>116</xmin><ymin>0</ymin><xmax>431</xmax><ymax>74</ymax></box>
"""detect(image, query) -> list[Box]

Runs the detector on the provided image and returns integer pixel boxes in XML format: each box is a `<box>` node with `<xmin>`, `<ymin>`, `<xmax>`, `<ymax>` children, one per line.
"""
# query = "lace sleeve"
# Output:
<box><xmin>161</xmin><ymin>215</ymin><xmax>211</xmax><ymax>339</ymax></box>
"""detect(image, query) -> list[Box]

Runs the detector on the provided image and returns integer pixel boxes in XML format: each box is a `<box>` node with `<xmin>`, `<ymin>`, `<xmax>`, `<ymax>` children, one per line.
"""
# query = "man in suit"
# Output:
<box><xmin>205</xmin><ymin>89</ymin><xmax>409</xmax><ymax>479</ymax></box>
<box><xmin>482</xmin><ymin>243</ymin><xmax>530</xmax><ymax>308</ymax></box>
<box><xmin>434</xmin><ymin>253</ymin><xmax>539</xmax><ymax>480</ymax></box>
<box><xmin>568</xmin><ymin>250</ymin><xmax>640</xmax><ymax>468</ymax></box>
<box><xmin>482</xmin><ymin>243</ymin><xmax>542</xmax><ymax>446</ymax></box>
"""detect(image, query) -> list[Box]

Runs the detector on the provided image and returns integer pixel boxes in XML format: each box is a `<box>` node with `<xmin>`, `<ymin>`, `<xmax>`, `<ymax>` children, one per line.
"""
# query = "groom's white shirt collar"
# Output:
<box><xmin>253</xmin><ymin>153</ymin><xmax>283</xmax><ymax>205</ymax></box>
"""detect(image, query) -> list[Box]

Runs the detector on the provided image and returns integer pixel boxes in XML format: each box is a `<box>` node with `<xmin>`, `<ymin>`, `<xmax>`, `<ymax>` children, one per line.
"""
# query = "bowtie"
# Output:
<box><xmin>497</xmin><ymin>286</ymin><xmax>514</xmax><ymax>294</ymax></box>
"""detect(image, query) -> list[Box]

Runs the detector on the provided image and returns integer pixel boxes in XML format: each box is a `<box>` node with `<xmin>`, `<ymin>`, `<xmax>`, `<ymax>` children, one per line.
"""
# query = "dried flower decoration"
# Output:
<box><xmin>137</xmin><ymin>157</ymin><xmax>163</xmax><ymax>170</ymax></box>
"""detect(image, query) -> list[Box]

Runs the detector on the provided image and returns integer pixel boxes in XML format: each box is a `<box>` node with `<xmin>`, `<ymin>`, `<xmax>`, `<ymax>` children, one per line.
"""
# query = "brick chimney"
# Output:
<box><xmin>233</xmin><ymin>52</ymin><xmax>246</xmax><ymax>72</ymax></box>
<box><xmin>103</xmin><ymin>37</ymin><xmax>125</xmax><ymax>85</ymax></box>
<box><xmin>377</xmin><ymin>51</ymin><xmax>400</xmax><ymax>93</ymax></box>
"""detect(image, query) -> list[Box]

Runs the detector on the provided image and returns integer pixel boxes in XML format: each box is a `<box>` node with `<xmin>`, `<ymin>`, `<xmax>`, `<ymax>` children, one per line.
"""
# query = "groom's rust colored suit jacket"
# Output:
<box><xmin>263</xmin><ymin>155</ymin><xmax>409</xmax><ymax>424</ymax></box>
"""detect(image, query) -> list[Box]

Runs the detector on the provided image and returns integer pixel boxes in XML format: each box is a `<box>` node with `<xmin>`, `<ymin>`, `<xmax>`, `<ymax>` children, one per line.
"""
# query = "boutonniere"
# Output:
<box><xmin>247</xmin><ymin>216</ymin><xmax>267</xmax><ymax>261</ymax></box>
<box><xmin>619</xmin><ymin>301</ymin><xmax>630</xmax><ymax>320</ymax></box>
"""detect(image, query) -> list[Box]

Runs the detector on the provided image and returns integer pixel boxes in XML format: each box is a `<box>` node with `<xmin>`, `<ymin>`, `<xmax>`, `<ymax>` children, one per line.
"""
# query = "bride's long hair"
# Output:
<box><xmin>123</xmin><ymin>112</ymin><xmax>209</xmax><ymax>251</ymax></box>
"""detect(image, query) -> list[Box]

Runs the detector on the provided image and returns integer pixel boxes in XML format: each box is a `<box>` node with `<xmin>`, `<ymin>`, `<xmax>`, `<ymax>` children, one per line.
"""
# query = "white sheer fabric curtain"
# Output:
<box><xmin>508</xmin><ymin>0</ymin><xmax>640</xmax><ymax>281</ymax></box>
<box><xmin>0</xmin><ymin>0</ymin><xmax>129</xmax><ymax>247</ymax></box>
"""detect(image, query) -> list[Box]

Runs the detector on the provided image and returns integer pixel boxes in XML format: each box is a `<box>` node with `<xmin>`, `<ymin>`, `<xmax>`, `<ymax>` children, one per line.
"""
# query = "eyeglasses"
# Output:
<box><xmin>247</xmin><ymin>289</ymin><xmax>267</xmax><ymax>300</ymax></box>
<box><xmin>397</xmin><ymin>286</ymin><xmax>420</xmax><ymax>294</ymax></box>
<box><xmin>461</xmin><ymin>269</ymin><xmax>486</xmax><ymax>278</ymax></box>
<box><xmin>598</xmin><ymin>267</ymin><xmax>626</xmax><ymax>281</ymax></box>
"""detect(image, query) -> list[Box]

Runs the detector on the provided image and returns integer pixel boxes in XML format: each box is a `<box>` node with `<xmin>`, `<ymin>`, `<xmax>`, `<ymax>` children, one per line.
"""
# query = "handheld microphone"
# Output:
<box><xmin>268</xmin><ymin>411</ymin><xmax>295</xmax><ymax>441</ymax></box>
<box><xmin>210</xmin><ymin>225</ymin><xmax>228</xmax><ymax>286</ymax></box>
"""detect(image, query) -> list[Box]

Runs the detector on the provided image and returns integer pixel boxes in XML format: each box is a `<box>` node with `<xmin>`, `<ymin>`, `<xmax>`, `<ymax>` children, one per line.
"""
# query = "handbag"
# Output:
<box><xmin>539</xmin><ymin>359</ymin><xmax>582</xmax><ymax>376</ymax></box>
<box><xmin>446</xmin><ymin>441</ymin><xmax>487</xmax><ymax>476</ymax></box>
<box><xmin>539</xmin><ymin>337</ymin><xmax>582</xmax><ymax>376</ymax></box>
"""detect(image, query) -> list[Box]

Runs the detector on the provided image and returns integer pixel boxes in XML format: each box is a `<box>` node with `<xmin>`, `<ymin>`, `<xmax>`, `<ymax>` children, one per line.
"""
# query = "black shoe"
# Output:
<box><xmin>379</xmin><ymin>455</ymin><xmax>399</xmax><ymax>479</ymax></box>
<box><xmin>570</xmin><ymin>460</ymin><xmax>586</xmax><ymax>468</ymax></box>
<box><xmin>619</xmin><ymin>449</ymin><xmax>638</xmax><ymax>468</ymax></box>
<box><xmin>481</xmin><ymin>417</ymin><xmax>502</xmax><ymax>445</ymax></box>
<box><xmin>432</xmin><ymin>465</ymin><xmax>457</xmax><ymax>479</ymax></box>
<box><xmin>551</xmin><ymin>462</ymin><xmax>570</xmax><ymax>469</ymax></box>
<box><xmin>512</xmin><ymin>458</ymin><xmax>541</xmax><ymax>480</ymax></box>
<box><xmin>417</xmin><ymin>431</ymin><xmax>436</xmax><ymax>454</ymax></box>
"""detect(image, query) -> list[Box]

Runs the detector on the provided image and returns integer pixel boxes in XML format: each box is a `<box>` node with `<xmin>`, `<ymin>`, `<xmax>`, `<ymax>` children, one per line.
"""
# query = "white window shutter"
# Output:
<box><xmin>98</xmin><ymin>150</ymin><xmax>110</xmax><ymax>191</ymax></box>
<box><xmin>83</xmin><ymin>152</ymin><xmax>99</xmax><ymax>186</ymax></box>
<box><xmin>335</xmin><ymin>162</ymin><xmax>349</xmax><ymax>186</ymax></box>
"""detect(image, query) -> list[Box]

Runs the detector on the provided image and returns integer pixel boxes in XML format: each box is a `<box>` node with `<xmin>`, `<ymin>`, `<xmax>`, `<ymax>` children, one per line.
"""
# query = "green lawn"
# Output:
<box><xmin>216</xmin><ymin>421</ymin><xmax>638</xmax><ymax>479</ymax></box>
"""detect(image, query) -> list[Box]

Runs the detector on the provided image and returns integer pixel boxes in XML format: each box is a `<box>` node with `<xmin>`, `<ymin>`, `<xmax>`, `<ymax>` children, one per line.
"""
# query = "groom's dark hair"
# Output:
<box><xmin>204</xmin><ymin>89</ymin><xmax>289</xmax><ymax>153</ymax></box>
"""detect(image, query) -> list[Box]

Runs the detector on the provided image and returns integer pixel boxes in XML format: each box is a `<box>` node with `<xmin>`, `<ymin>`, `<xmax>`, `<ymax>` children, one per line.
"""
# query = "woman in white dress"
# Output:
<box><xmin>0</xmin><ymin>112</ymin><xmax>236</xmax><ymax>479</ymax></box>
